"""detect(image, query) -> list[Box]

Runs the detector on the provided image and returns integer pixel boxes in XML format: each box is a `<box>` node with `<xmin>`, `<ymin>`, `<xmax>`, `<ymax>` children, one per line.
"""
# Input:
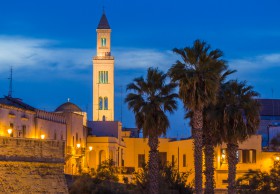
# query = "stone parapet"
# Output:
<box><xmin>0</xmin><ymin>137</ymin><xmax>65</xmax><ymax>163</ymax></box>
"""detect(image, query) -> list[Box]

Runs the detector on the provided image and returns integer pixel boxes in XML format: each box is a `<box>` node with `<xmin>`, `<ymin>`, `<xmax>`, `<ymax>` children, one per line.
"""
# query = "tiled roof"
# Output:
<box><xmin>258</xmin><ymin>99</ymin><xmax>280</xmax><ymax>116</ymax></box>
<box><xmin>0</xmin><ymin>96</ymin><xmax>35</xmax><ymax>111</ymax></box>
<box><xmin>97</xmin><ymin>13</ymin><xmax>110</xmax><ymax>29</ymax></box>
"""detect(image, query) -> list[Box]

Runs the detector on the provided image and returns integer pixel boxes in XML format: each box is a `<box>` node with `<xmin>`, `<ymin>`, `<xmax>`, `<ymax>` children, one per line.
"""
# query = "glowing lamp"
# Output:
<box><xmin>221</xmin><ymin>152</ymin><xmax>226</xmax><ymax>160</ymax></box>
<box><xmin>41</xmin><ymin>134</ymin><xmax>45</xmax><ymax>139</ymax></box>
<box><xmin>76</xmin><ymin>143</ymin><xmax>81</xmax><ymax>148</ymax></box>
<box><xmin>275</xmin><ymin>156</ymin><xmax>280</xmax><ymax>161</ymax></box>
<box><xmin>7</xmin><ymin>128</ymin><xmax>12</xmax><ymax>135</ymax></box>
<box><xmin>89</xmin><ymin>146</ymin><xmax>93</xmax><ymax>151</ymax></box>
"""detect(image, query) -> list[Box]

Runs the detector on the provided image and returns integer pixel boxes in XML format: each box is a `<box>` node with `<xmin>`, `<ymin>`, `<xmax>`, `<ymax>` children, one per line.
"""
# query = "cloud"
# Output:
<box><xmin>114</xmin><ymin>48</ymin><xmax>176</xmax><ymax>70</ymax></box>
<box><xmin>229</xmin><ymin>54</ymin><xmax>280</xmax><ymax>73</ymax></box>
<box><xmin>0</xmin><ymin>36</ymin><xmax>93</xmax><ymax>73</ymax></box>
<box><xmin>1</xmin><ymin>35</ymin><xmax>280</xmax><ymax>82</ymax></box>
<box><xmin>0</xmin><ymin>36</ymin><xmax>177</xmax><ymax>80</ymax></box>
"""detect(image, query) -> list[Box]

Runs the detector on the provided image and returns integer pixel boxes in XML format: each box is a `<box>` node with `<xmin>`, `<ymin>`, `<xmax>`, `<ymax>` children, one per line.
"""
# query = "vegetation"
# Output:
<box><xmin>270</xmin><ymin>134</ymin><xmax>280</xmax><ymax>151</ymax></box>
<box><xmin>236</xmin><ymin>165</ymin><xmax>280</xmax><ymax>194</ymax></box>
<box><xmin>219</xmin><ymin>80</ymin><xmax>260</xmax><ymax>194</ymax></box>
<box><xmin>125</xmin><ymin>67</ymin><xmax>178</xmax><ymax>194</ymax></box>
<box><xmin>69</xmin><ymin>159</ymin><xmax>127</xmax><ymax>194</ymax></box>
<box><xmin>168</xmin><ymin>39</ymin><xmax>226</xmax><ymax>194</ymax></box>
<box><xmin>202</xmin><ymin>68</ymin><xmax>236</xmax><ymax>194</ymax></box>
<box><xmin>133</xmin><ymin>163</ymin><xmax>193</xmax><ymax>194</ymax></box>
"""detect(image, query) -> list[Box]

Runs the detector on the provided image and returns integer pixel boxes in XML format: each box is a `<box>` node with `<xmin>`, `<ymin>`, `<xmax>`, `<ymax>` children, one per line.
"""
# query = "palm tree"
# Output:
<box><xmin>168</xmin><ymin>40</ymin><xmax>226</xmax><ymax>194</ymax></box>
<box><xmin>219</xmin><ymin>80</ymin><xmax>260</xmax><ymax>194</ymax></box>
<box><xmin>125</xmin><ymin>67</ymin><xmax>178</xmax><ymax>194</ymax></box>
<box><xmin>203</xmin><ymin>69</ymin><xmax>236</xmax><ymax>194</ymax></box>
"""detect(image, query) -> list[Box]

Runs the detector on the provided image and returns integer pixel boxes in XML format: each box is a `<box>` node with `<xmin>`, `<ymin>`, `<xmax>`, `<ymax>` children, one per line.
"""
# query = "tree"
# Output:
<box><xmin>168</xmin><ymin>40</ymin><xmax>226</xmax><ymax>194</ymax></box>
<box><xmin>219</xmin><ymin>80</ymin><xmax>260</xmax><ymax>194</ymax></box>
<box><xmin>203</xmin><ymin>69</ymin><xmax>236</xmax><ymax>194</ymax></box>
<box><xmin>125</xmin><ymin>67</ymin><xmax>178</xmax><ymax>194</ymax></box>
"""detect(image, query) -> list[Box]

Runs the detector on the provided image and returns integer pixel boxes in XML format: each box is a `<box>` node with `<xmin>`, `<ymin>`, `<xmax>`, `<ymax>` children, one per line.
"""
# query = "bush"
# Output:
<box><xmin>236</xmin><ymin>165</ymin><xmax>280</xmax><ymax>194</ymax></box>
<box><xmin>132</xmin><ymin>163</ymin><xmax>193</xmax><ymax>194</ymax></box>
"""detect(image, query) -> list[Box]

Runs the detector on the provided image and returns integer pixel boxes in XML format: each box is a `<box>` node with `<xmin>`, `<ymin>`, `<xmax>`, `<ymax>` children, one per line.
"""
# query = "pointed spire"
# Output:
<box><xmin>97</xmin><ymin>12</ymin><xmax>110</xmax><ymax>29</ymax></box>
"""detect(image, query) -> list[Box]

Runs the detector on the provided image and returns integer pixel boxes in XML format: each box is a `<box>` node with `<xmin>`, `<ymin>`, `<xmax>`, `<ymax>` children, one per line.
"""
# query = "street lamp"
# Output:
<box><xmin>7</xmin><ymin>128</ymin><xmax>12</xmax><ymax>136</ymax></box>
<box><xmin>41</xmin><ymin>134</ymin><xmax>45</xmax><ymax>139</ymax></box>
<box><xmin>220</xmin><ymin>150</ymin><xmax>226</xmax><ymax>166</ymax></box>
<box><xmin>274</xmin><ymin>155</ymin><xmax>280</xmax><ymax>167</ymax></box>
<box><xmin>89</xmin><ymin>146</ymin><xmax>93</xmax><ymax>151</ymax></box>
<box><xmin>76</xmin><ymin>143</ymin><xmax>81</xmax><ymax>148</ymax></box>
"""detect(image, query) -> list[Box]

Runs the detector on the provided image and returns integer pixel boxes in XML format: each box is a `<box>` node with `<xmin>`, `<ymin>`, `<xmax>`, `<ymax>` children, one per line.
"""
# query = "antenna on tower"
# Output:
<box><xmin>8</xmin><ymin>67</ymin><xmax>13</xmax><ymax>97</ymax></box>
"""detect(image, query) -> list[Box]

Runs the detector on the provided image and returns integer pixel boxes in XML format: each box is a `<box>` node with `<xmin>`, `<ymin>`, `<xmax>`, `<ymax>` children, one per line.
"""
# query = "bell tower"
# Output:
<box><xmin>93</xmin><ymin>12</ymin><xmax>114</xmax><ymax>121</ymax></box>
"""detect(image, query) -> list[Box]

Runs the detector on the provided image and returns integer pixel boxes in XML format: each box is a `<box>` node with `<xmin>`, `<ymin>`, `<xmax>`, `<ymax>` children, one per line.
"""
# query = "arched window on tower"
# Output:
<box><xmin>104</xmin><ymin>97</ymin><xmax>108</xmax><ymax>110</ymax></box>
<box><xmin>101</xmin><ymin>38</ymin><xmax>106</xmax><ymax>47</ymax></box>
<box><xmin>99</xmin><ymin>97</ymin><xmax>103</xmax><ymax>110</ymax></box>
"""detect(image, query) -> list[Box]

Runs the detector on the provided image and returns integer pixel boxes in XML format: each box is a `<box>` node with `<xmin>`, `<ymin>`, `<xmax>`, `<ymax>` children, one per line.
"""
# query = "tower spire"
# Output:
<box><xmin>8</xmin><ymin>67</ymin><xmax>13</xmax><ymax>97</ymax></box>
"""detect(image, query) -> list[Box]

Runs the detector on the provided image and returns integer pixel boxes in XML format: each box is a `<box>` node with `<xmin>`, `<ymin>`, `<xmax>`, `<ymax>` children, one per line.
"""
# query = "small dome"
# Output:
<box><xmin>55</xmin><ymin>102</ymin><xmax>82</xmax><ymax>112</ymax></box>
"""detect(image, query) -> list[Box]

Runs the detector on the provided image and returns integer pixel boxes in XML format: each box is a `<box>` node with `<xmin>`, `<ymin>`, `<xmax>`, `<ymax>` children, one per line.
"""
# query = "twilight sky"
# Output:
<box><xmin>1</xmin><ymin>0</ymin><xmax>280</xmax><ymax>138</ymax></box>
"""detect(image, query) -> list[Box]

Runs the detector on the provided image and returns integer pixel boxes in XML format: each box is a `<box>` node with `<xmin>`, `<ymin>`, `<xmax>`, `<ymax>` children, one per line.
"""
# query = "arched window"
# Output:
<box><xmin>99</xmin><ymin>97</ymin><xmax>103</xmax><ymax>110</ymax></box>
<box><xmin>104</xmin><ymin>97</ymin><xmax>108</xmax><ymax>110</ymax></box>
<box><xmin>101</xmin><ymin>38</ymin><xmax>106</xmax><ymax>47</ymax></box>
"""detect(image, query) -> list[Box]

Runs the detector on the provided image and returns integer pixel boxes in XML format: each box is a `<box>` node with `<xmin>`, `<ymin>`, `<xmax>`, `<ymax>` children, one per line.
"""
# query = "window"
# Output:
<box><xmin>242</xmin><ymin>149</ymin><xmax>256</xmax><ymax>163</ymax></box>
<box><xmin>172</xmin><ymin>155</ymin><xmax>175</xmax><ymax>167</ymax></box>
<box><xmin>104</xmin><ymin>97</ymin><xmax>108</xmax><ymax>110</ymax></box>
<box><xmin>10</xmin><ymin>123</ymin><xmax>14</xmax><ymax>128</ymax></box>
<box><xmin>99</xmin><ymin>97</ymin><xmax>103</xmax><ymax>110</ymax></box>
<box><xmin>99</xmin><ymin>71</ymin><xmax>108</xmax><ymax>84</ymax></box>
<box><xmin>101</xmin><ymin>38</ymin><xmax>106</xmax><ymax>47</ymax></box>
<box><xmin>76</xmin><ymin>133</ymin><xmax>78</xmax><ymax>141</ymax></box>
<box><xmin>183</xmin><ymin>154</ymin><xmax>186</xmax><ymax>167</ymax></box>
<box><xmin>138</xmin><ymin>154</ymin><xmax>145</xmax><ymax>168</ymax></box>
<box><xmin>54</xmin><ymin>132</ymin><xmax>57</xmax><ymax>140</ymax></box>
<box><xmin>159</xmin><ymin>152</ymin><xmax>167</xmax><ymax>166</ymax></box>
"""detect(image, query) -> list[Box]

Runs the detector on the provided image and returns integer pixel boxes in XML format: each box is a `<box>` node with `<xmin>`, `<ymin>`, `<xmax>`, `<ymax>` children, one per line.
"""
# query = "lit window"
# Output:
<box><xmin>98</xmin><ymin>71</ymin><xmax>108</xmax><ymax>84</ymax></box>
<box><xmin>101</xmin><ymin>38</ymin><xmax>106</xmax><ymax>47</ymax></box>
<box><xmin>99</xmin><ymin>97</ymin><xmax>103</xmax><ymax>110</ymax></box>
<box><xmin>104</xmin><ymin>97</ymin><xmax>108</xmax><ymax>110</ymax></box>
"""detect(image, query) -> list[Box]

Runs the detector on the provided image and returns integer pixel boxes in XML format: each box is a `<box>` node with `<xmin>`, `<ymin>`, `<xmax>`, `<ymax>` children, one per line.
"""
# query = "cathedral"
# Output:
<box><xmin>0</xmin><ymin>12</ymin><xmax>280</xmax><ymax>190</ymax></box>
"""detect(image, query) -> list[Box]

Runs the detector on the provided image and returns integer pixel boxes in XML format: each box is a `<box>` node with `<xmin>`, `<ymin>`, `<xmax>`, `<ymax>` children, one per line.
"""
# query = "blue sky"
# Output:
<box><xmin>1</xmin><ymin>0</ymin><xmax>280</xmax><ymax>138</ymax></box>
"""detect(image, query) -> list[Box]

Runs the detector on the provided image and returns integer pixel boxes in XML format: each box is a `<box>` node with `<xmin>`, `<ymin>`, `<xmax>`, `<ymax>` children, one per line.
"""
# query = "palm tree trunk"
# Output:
<box><xmin>192</xmin><ymin>110</ymin><xmax>203</xmax><ymax>194</ymax></box>
<box><xmin>204</xmin><ymin>142</ymin><xmax>215</xmax><ymax>194</ymax></box>
<box><xmin>148</xmin><ymin>135</ymin><xmax>159</xmax><ymax>194</ymax></box>
<box><xmin>227</xmin><ymin>142</ymin><xmax>238</xmax><ymax>194</ymax></box>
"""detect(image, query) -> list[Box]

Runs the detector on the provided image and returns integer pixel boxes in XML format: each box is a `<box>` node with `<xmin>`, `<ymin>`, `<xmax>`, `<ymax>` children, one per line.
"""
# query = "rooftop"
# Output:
<box><xmin>97</xmin><ymin>13</ymin><xmax>110</xmax><ymax>29</ymax></box>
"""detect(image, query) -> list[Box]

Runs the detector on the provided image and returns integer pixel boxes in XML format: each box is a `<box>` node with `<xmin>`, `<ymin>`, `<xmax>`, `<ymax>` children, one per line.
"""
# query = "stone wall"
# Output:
<box><xmin>0</xmin><ymin>137</ymin><xmax>68</xmax><ymax>193</ymax></box>
<box><xmin>0</xmin><ymin>161</ymin><xmax>68</xmax><ymax>193</ymax></box>
<box><xmin>0</xmin><ymin>137</ymin><xmax>65</xmax><ymax>163</ymax></box>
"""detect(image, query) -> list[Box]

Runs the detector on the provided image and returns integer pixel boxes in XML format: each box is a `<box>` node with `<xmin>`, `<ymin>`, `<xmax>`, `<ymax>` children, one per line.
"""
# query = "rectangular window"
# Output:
<box><xmin>138</xmin><ymin>154</ymin><xmax>145</xmax><ymax>168</ymax></box>
<box><xmin>101</xmin><ymin>38</ymin><xmax>106</xmax><ymax>47</ymax></box>
<box><xmin>242</xmin><ymin>150</ymin><xmax>256</xmax><ymax>163</ymax></box>
<box><xmin>159</xmin><ymin>152</ymin><xmax>167</xmax><ymax>166</ymax></box>
<box><xmin>98</xmin><ymin>71</ymin><xmax>108</xmax><ymax>84</ymax></box>
<box><xmin>183</xmin><ymin>154</ymin><xmax>186</xmax><ymax>167</ymax></box>
<box><xmin>172</xmin><ymin>155</ymin><xmax>175</xmax><ymax>167</ymax></box>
